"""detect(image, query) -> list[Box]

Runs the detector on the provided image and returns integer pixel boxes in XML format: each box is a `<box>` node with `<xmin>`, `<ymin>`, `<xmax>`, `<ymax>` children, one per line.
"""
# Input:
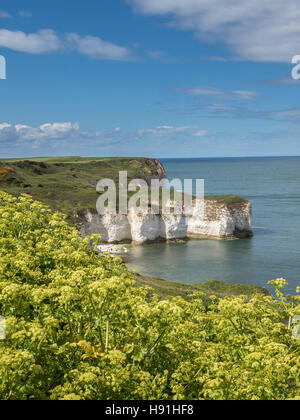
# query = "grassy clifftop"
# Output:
<box><xmin>0</xmin><ymin>156</ymin><xmax>248</xmax><ymax>222</ymax></box>
<box><xmin>0</xmin><ymin>156</ymin><xmax>166</xmax><ymax>219</ymax></box>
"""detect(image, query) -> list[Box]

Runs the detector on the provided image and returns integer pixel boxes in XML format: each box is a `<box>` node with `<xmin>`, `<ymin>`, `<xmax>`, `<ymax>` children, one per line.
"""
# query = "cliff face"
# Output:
<box><xmin>0</xmin><ymin>157</ymin><xmax>253</xmax><ymax>243</ymax></box>
<box><xmin>142</xmin><ymin>158</ymin><xmax>167</xmax><ymax>183</ymax></box>
<box><xmin>80</xmin><ymin>199</ymin><xmax>253</xmax><ymax>243</ymax></box>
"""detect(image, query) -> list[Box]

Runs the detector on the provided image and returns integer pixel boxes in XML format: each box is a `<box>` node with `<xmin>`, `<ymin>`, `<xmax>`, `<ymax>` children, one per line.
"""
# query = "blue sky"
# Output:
<box><xmin>0</xmin><ymin>0</ymin><xmax>299</xmax><ymax>158</ymax></box>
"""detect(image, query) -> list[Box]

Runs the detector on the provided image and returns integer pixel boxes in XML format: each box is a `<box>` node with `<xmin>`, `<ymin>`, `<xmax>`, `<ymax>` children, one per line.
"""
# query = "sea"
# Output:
<box><xmin>126</xmin><ymin>157</ymin><xmax>300</xmax><ymax>295</ymax></box>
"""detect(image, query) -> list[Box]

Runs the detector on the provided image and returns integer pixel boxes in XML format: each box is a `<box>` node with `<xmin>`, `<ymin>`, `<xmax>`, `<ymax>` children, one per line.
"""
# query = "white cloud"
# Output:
<box><xmin>66</xmin><ymin>33</ymin><xmax>132</xmax><ymax>60</ymax></box>
<box><xmin>128</xmin><ymin>0</ymin><xmax>300</xmax><ymax>62</ymax></box>
<box><xmin>0</xmin><ymin>121</ymin><xmax>129</xmax><ymax>150</ymax></box>
<box><xmin>270</xmin><ymin>108</ymin><xmax>300</xmax><ymax>120</ymax></box>
<box><xmin>193</xmin><ymin>130</ymin><xmax>208</xmax><ymax>137</ymax></box>
<box><xmin>0</xmin><ymin>29</ymin><xmax>62</xmax><ymax>54</ymax></box>
<box><xmin>251</xmin><ymin>77</ymin><xmax>300</xmax><ymax>86</ymax></box>
<box><xmin>0</xmin><ymin>122</ymin><xmax>81</xmax><ymax>144</ymax></box>
<box><xmin>0</xmin><ymin>29</ymin><xmax>132</xmax><ymax>60</ymax></box>
<box><xmin>0</xmin><ymin>123</ymin><xmax>11</xmax><ymax>130</ymax></box>
<box><xmin>0</xmin><ymin>122</ymin><xmax>210</xmax><ymax>153</ymax></box>
<box><xmin>138</xmin><ymin>125</ymin><xmax>196</xmax><ymax>137</ymax></box>
<box><xmin>0</xmin><ymin>11</ymin><xmax>11</xmax><ymax>18</ymax></box>
<box><xmin>16</xmin><ymin>122</ymin><xmax>80</xmax><ymax>140</ymax></box>
<box><xmin>180</xmin><ymin>87</ymin><xmax>260</xmax><ymax>100</ymax></box>
<box><xmin>233</xmin><ymin>90</ymin><xmax>260</xmax><ymax>100</ymax></box>
<box><xmin>203</xmin><ymin>104</ymin><xmax>236</xmax><ymax>112</ymax></box>
<box><xmin>182</xmin><ymin>100</ymin><xmax>300</xmax><ymax>122</ymax></box>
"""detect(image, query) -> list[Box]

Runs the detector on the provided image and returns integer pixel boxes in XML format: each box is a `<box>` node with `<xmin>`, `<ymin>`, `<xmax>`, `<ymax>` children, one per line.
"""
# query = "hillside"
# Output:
<box><xmin>0</xmin><ymin>157</ymin><xmax>247</xmax><ymax>224</ymax></box>
<box><xmin>0</xmin><ymin>157</ymin><xmax>166</xmax><ymax>222</ymax></box>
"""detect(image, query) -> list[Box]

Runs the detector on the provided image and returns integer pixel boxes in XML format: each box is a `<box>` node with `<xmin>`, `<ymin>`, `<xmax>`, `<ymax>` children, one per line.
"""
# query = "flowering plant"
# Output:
<box><xmin>0</xmin><ymin>192</ymin><xmax>299</xmax><ymax>400</ymax></box>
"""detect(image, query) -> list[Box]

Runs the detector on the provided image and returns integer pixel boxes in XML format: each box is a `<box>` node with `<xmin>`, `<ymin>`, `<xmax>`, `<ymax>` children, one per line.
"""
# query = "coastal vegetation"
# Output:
<box><xmin>134</xmin><ymin>275</ymin><xmax>269</xmax><ymax>301</ymax></box>
<box><xmin>0</xmin><ymin>157</ymin><xmax>247</xmax><ymax>222</ymax></box>
<box><xmin>0</xmin><ymin>157</ymin><xmax>166</xmax><ymax>219</ymax></box>
<box><xmin>0</xmin><ymin>191</ymin><xmax>299</xmax><ymax>400</ymax></box>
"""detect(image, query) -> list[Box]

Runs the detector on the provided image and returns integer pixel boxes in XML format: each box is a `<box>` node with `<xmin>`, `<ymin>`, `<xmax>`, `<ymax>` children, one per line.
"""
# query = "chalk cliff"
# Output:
<box><xmin>79</xmin><ymin>199</ymin><xmax>253</xmax><ymax>244</ymax></box>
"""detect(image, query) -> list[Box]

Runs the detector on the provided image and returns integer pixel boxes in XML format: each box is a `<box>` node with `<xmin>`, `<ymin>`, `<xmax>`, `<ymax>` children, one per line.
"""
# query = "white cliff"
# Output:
<box><xmin>80</xmin><ymin>199</ymin><xmax>253</xmax><ymax>244</ymax></box>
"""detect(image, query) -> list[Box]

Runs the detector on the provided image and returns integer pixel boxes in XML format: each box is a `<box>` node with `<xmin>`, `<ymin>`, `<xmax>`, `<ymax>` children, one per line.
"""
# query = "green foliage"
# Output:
<box><xmin>205</xmin><ymin>194</ymin><xmax>248</xmax><ymax>205</ymax></box>
<box><xmin>0</xmin><ymin>157</ymin><xmax>247</xmax><ymax>224</ymax></box>
<box><xmin>0</xmin><ymin>157</ymin><xmax>166</xmax><ymax>220</ymax></box>
<box><xmin>134</xmin><ymin>275</ymin><xmax>268</xmax><ymax>301</ymax></box>
<box><xmin>0</xmin><ymin>191</ymin><xmax>299</xmax><ymax>400</ymax></box>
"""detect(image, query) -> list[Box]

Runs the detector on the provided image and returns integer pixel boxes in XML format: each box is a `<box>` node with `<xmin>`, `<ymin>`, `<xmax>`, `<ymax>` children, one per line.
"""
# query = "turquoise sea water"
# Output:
<box><xmin>126</xmin><ymin>157</ymin><xmax>300</xmax><ymax>295</ymax></box>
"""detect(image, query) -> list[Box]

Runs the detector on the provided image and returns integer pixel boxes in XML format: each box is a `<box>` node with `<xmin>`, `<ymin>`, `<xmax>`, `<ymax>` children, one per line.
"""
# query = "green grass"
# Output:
<box><xmin>205</xmin><ymin>194</ymin><xmax>248</xmax><ymax>204</ymax></box>
<box><xmin>134</xmin><ymin>274</ymin><xmax>269</xmax><ymax>300</ymax></box>
<box><xmin>0</xmin><ymin>156</ymin><xmax>248</xmax><ymax>223</ymax></box>
<box><xmin>0</xmin><ymin>157</ymin><xmax>167</xmax><ymax>221</ymax></box>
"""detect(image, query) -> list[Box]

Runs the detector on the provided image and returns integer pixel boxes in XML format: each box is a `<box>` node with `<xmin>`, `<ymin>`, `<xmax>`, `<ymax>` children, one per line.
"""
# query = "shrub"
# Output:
<box><xmin>0</xmin><ymin>191</ymin><xmax>299</xmax><ymax>400</ymax></box>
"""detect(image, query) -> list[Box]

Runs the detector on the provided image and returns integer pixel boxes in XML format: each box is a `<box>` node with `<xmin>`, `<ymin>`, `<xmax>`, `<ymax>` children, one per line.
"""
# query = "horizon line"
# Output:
<box><xmin>1</xmin><ymin>154</ymin><xmax>300</xmax><ymax>161</ymax></box>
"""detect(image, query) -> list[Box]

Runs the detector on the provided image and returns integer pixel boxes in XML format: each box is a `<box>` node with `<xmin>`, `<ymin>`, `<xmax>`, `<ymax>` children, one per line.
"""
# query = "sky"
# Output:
<box><xmin>0</xmin><ymin>0</ymin><xmax>299</xmax><ymax>158</ymax></box>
